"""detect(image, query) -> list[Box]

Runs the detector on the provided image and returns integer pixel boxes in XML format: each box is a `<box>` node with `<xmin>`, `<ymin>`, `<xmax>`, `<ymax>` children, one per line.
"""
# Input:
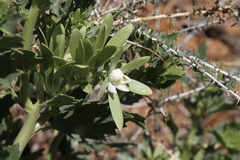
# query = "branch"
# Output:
<box><xmin>113</xmin><ymin>4</ymin><xmax>235</xmax><ymax>25</ymax></box>
<box><xmin>137</xmin><ymin>29</ymin><xmax>240</xmax><ymax>102</ymax></box>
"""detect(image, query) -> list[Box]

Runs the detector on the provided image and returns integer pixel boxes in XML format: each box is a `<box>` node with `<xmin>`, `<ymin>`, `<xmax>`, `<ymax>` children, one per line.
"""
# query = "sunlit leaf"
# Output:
<box><xmin>120</xmin><ymin>56</ymin><xmax>150</xmax><ymax>73</ymax></box>
<box><xmin>0</xmin><ymin>3</ymin><xmax>25</xmax><ymax>35</ymax></box>
<box><xmin>83</xmin><ymin>39</ymin><xmax>94</xmax><ymax>64</ymax></box>
<box><xmin>94</xmin><ymin>14</ymin><xmax>113</xmax><ymax>51</ymax></box>
<box><xmin>109</xmin><ymin>46</ymin><xmax>123</xmax><ymax>72</ymax></box>
<box><xmin>49</xmin><ymin>23</ymin><xmax>65</xmax><ymax>57</ymax></box>
<box><xmin>69</xmin><ymin>28</ymin><xmax>85</xmax><ymax>64</ymax></box>
<box><xmin>0</xmin><ymin>143</ymin><xmax>20</xmax><ymax>160</ymax></box>
<box><xmin>95</xmin><ymin>45</ymin><xmax>117</xmax><ymax>66</ymax></box>
<box><xmin>52</xmin><ymin>56</ymin><xmax>67</xmax><ymax>68</ymax></box>
<box><xmin>106</xmin><ymin>24</ymin><xmax>133</xmax><ymax>47</ymax></box>
<box><xmin>73</xmin><ymin>64</ymin><xmax>90</xmax><ymax>79</ymax></box>
<box><xmin>108</xmin><ymin>92</ymin><xmax>123</xmax><ymax>130</ymax></box>
<box><xmin>128</xmin><ymin>79</ymin><xmax>152</xmax><ymax>95</ymax></box>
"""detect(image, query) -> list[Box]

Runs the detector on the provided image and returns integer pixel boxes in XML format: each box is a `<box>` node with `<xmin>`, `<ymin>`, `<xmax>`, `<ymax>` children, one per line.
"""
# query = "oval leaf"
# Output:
<box><xmin>108</xmin><ymin>92</ymin><xmax>123</xmax><ymax>130</ymax></box>
<box><xmin>106</xmin><ymin>24</ymin><xmax>133</xmax><ymax>47</ymax></box>
<box><xmin>128</xmin><ymin>79</ymin><xmax>152</xmax><ymax>95</ymax></box>
<box><xmin>69</xmin><ymin>28</ymin><xmax>82</xmax><ymax>60</ymax></box>
<box><xmin>49</xmin><ymin>24</ymin><xmax>65</xmax><ymax>57</ymax></box>
<box><xmin>120</xmin><ymin>56</ymin><xmax>150</xmax><ymax>73</ymax></box>
<box><xmin>94</xmin><ymin>14</ymin><xmax>113</xmax><ymax>51</ymax></box>
<box><xmin>83</xmin><ymin>39</ymin><xmax>94</xmax><ymax>64</ymax></box>
<box><xmin>73</xmin><ymin>64</ymin><xmax>90</xmax><ymax>78</ymax></box>
<box><xmin>95</xmin><ymin>45</ymin><xmax>117</xmax><ymax>66</ymax></box>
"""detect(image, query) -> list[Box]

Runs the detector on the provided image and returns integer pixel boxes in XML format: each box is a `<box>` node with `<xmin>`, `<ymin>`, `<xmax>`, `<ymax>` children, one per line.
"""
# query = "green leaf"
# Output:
<box><xmin>0</xmin><ymin>36</ymin><xmax>23</xmax><ymax>54</ymax></box>
<box><xmin>0</xmin><ymin>4</ymin><xmax>25</xmax><ymax>35</ymax></box>
<box><xmin>94</xmin><ymin>25</ymin><xmax>107</xmax><ymax>51</ymax></box>
<box><xmin>87</xmin><ymin>54</ymin><xmax>97</xmax><ymax>67</ymax></box>
<box><xmin>108</xmin><ymin>92</ymin><xmax>123</xmax><ymax>130</ymax></box>
<box><xmin>50</xmin><ymin>95</ymin><xmax>77</xmax><ymax>109</ymax></box>
<box><xmin>52</xmin><ymin>62</ymin><xmax>74</xmax><ymax>94</ymax></box>
<box><xmin>39</xmin><ymin>0</ymin><xmax>52</xmax><ymax>11</ymax></box>
<box><xmin>40</xmin><ymin>43</ymin><xmax>54</xmax><ymax>94</ymax></box>
<box><xmin>0</xmin><ymin>55</ymin><xmax>20</xmax><ymax>88</ymax></box>
<box><xmin>0</xmin><ymin>143</ymin><xmax>20</xmax><ymax>160</ymax></box>
<box><xmin>49</xmin><ymin>24</ymin><xmax>65</xmax><ymax>57</ymax></box>
<box><xmin>94</xmin><ymin>14</ymin><xmax>113</xmax><ymax>51</ymax></box>
<box><xmin>198</xmin><ymin>40</ymin><xmax>208</xmax><ymax>59</ymax></box>
<box><xmin>123</xmin><ymin>111</ymin><xmax>146</xmax><ymax>129</ymax></box>
<box><xmin>109</xmin><ymin>46</ymin><xmax>123</xmax><ymax>72</ymax></box>
<box><xmin>11</xmin><ymin>49</ymin><xmax>43</xmax><ymax>73</ymax></box>
<box><xmin>82</xmin><ymin>83</ymin><xmax>92</xmax><ymax>93</ymax></box>
<box><xmin>79</xmin><ymin>26</ymin><xmax>87</xmax><ymax>39</ymax></box>
<box><xmin>95</xmin><ymin>45</ymin><xmax>117</xmax><ymax>66</ymax></box>
<box><xmin>120</xmin><ymin>56</ymin><xmax>150</xmax><ymax>73</ymax></box>
<box><xmin>50</xmin><ymin>0</ymin><xmax>71</xmax><ymax>22</ymax></box>
<box><xmin>75</xmin><ymin>38</ymin><xmax>85</xmax><ymax>64</ymax></box>
<box><xmin>47</xmin><ymin>94</ymin><xmax>81</xmax><ymax>114</ymax></box>
<box><xmin>83</xmin><ymin>39</ymin><xmax>94</xmax><ymax>64</ymax></box>
<box><xmin>53</xmin><ymin>62</ymin><xmax>74</xmax><ymax>81</ymax></box>
<box><xmin>128</xmin><ymin>80</ymin><xmax>152</xmax><ymax>95</ymax></box>
<box><xmin>161</xmin><ymin>32</ymin><xmax>179</xmax><ymax>44</ymax></box>
<box><xmin>98</xmin><ymin>77</ymin><xmax>109</xmax><ymax>100</ymax></box>
<box><xmin>52</xmin><ymin>56</ymin><xmax>67</xmax><ymax>68</ymax></box>
<box><xmin>162</xmin><ymin>65</ymin><xmax>185</xmax><ymax>79</ymax></box>
<box><xmin>193</xmin><ymin>149</ymin><xmax>205</xmax><ymax>160</ymax></box>
<box><xmin>52</xmin><ymin>102</ymin><xmax>128</xmax><ymax>140</ymax></box>
<box><xmin>72</xmin><ymin>64</ymin><xmax>90</xmax><ymax>79</ymax></box>
<box><xmin>69</xmin><ymin>28</ymin><xmax>84</xmax><ymax>63</ymax></box>
<box><xmin>106</xmin><ymin>24</ymin><xmax>133</xmax><ymax>47</ymax></box>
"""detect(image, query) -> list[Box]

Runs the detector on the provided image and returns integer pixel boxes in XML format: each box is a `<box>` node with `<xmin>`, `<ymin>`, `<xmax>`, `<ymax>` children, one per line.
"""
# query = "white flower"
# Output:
<box><xmin>108</xmin><ymin>69</ymin><xmax>131</xmax><ymax>93</ymax></box>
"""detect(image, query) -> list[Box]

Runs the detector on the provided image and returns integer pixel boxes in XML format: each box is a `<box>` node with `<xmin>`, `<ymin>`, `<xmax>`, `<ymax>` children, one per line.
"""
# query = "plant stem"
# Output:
<box><xmin>22</xmin><ymin>0</ymin><xmax>41</xmax><ymax>50</ymax></box>
<box><xmin>13</xmin><ymin>102</ymin><xmax>41</xmax><ymax>152</ymax></box>
<box><xmin>13</xmin><ymin>0</ymin><xmax>41</xmax><ymax>154</ymax></box>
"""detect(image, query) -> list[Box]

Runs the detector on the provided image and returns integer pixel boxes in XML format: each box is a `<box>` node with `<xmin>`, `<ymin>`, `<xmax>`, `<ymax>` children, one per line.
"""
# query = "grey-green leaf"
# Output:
<box><xmin>49</xmin><ymin>24</ymin><xmax>65</xmax><ymax>57</ymax></box>
<box><xmin>109</xmin><ymin>46</ymin><xmax>123</xmax><ymax>72</ymax></box>
<box><xmin>120</xmin><ymin>56</ymin><xmax>150</xmax><ymax>73</ymax></box>
<box><xmin>98</xmin><ymin>77</ymin><xmax>109</xmax><ymax>100</ymax></box>
<box><xmin>75</xmin><ymin>38</ymin><xmax>85</xmax><ymax>64</ymax></box>
<box><xmin>73</xmin><ymin>64</ymin><xmax>90</xmax><ymax>79</ymax></box>
<box><xmin>83</xmin><ymin>39</ymin><xmax>94</xmax><ymax>64</ymax></box>
<box><xmin>94</xmin><ymin>14</ymin><xmax>113</xmax><ymax>51</ymax></box>
<box><xmin>95</xmin><ymin>45</ymin><xmax>117</xmax><ymax>66</ymax></box>
<box><xmin>108</xmin><ymin>92</ymin><xmax>123</xmax><ymax>130</ymax></box>
<box><xmin>106</xmin><ymin>24</ymin><xmax>133</xmax><ymax>47</ymax></box>
<box><xmin>128</xmin><ymin>79</ymin><xmax>152</xmax><ymax>95</ymax></box>
<box><xmin>69</xmin><ymin>28</ymin><xmax>83</xmax><ymax>60</ymax></box>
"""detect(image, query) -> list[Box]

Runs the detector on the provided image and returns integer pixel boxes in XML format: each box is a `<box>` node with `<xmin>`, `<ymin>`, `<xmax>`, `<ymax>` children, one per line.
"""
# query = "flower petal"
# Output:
<box><xmin>116</xmin><ymin>84</ymin><xmax>129</xmax><ymax>92</ymax></box>
<box><xmin>122</xmin><ymin>75</ymin><xmax>132</xmax><ymax>83</ymax></box>
<box><xmin>109</xmin><ymin>69</ymin><xmax>124</xmax><ymax>82</ymax></box>
<box><xmin>108</xmin><ymin>82</ymin><xmax>117</xmax><ymax>93</ymax></box>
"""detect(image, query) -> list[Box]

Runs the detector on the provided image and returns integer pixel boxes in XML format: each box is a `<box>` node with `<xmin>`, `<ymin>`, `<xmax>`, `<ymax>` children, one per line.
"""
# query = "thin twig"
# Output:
<box><xmin>126</xmin><ymin>40</ymin><xmax>167</xmax><ymax>67</ymax></box>
<box><xmin>113</xmin><ymin>5</ymin><xmax>234</xmax><ymax>25</ymax></box>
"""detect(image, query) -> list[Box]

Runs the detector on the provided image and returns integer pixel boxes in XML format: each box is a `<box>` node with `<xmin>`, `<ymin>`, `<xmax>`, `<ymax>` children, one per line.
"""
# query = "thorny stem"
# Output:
<box><xmin>137</xmin><ymin>29</ymin><xmax>240</xmax><ymax>102</ymax></box>
<box><xmin>112</xmin><ymin>4</ymin><xmax>235</xmax><ymax>25</ymax></box>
